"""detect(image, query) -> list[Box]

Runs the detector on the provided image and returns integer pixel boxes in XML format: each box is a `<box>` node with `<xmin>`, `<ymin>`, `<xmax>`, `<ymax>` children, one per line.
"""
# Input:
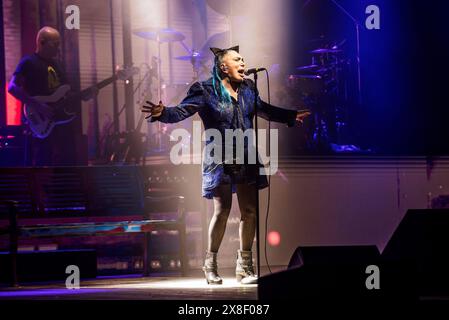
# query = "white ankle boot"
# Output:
<box><xmin>236</xmin><ymin>250</ymin><xmax>258</xmax><ymax>284</ymax></box>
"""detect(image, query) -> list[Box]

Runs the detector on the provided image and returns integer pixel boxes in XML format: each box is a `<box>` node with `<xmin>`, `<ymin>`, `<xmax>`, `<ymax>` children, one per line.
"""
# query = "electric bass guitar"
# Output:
<box><xmin>24</xmin><ymin>67</ymin><xmax>134</xmax><ymax>139</ymax></box>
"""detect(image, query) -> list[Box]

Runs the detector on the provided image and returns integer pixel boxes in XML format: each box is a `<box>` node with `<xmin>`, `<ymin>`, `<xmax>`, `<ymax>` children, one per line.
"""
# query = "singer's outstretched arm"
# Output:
<box><xmin>247</xmin><ymin>79</ymin><xmax>297</xmax><ymax>126</ymax></box>
<box><xmin>150</xmin><ymin>82</ymin><xmax>205</xmax><ymax>124</ymax></box>
<box><xmin>257</xmin><ymin>97</ymin><xmax>297</xmax><ymax>127</ymax></box>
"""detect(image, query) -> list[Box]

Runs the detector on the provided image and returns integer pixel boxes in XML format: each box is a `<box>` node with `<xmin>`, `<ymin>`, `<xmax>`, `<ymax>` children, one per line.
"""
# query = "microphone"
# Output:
<box><xmin>244</xmin><ymin>67</ymin><xmax>267</xmax><ymax>76</ymax></box>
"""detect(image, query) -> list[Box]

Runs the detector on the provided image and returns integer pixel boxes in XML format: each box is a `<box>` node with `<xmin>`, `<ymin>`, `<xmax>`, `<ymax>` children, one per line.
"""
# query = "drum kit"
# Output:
<box><xmin>288</xmin><ymin>44</ymin><xmax>351</xmax><ymax>152</ymax></box>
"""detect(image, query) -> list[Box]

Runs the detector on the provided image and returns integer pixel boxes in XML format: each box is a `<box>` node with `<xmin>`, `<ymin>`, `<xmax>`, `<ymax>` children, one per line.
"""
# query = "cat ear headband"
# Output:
<box><xmin>210</xmin><ymin>45</ymin><xmax>239</xmax><ymax>57</ymax></box>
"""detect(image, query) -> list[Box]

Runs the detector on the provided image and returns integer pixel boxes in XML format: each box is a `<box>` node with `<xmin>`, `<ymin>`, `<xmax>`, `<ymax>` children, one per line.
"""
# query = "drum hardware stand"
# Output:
<box><xmin>329</xmin><ymin>0</ymin><xmax>362</xmax><ymax>104</ymax></box>
<box><xmin>103</xmin><ymin>67</ymin><xmax>152</xmax><ymax>164</ymax></box>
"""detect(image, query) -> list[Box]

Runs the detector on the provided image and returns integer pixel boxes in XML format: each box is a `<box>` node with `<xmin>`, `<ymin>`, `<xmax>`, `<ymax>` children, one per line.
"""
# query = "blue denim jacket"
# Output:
<box><xmin>150</xmin><ymin>77</ymin><xmax>297</xmax><ymax>198</ymax></box>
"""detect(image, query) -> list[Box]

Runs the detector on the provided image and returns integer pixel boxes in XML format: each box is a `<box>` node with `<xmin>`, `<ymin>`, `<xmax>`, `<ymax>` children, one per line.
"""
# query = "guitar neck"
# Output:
<box><xmin>79</xmin><ymin>75</ymin><xmax>117</xmax><ymax>97</ymax></box>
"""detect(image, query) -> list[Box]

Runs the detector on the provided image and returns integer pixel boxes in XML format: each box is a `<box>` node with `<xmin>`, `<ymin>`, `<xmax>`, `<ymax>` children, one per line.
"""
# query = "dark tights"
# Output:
<box><xmin>207</xmin><ymin>183</ymin><xmax>257</xmax><ymax>253</ymax></box>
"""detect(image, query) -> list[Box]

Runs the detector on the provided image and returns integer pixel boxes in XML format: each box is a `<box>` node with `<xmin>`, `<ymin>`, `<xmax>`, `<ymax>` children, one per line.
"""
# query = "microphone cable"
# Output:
<box><xmin>263</xmin><ymin>69</ymin><xmax>273</xmax><ymax>274</ymax></box>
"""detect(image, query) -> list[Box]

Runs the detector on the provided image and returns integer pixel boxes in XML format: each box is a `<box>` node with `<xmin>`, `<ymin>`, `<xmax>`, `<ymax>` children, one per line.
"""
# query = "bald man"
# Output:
<box><xmin>8</xmin><ymin>27</ymin><xmax>94</xmax><ymax>166</ymax></box>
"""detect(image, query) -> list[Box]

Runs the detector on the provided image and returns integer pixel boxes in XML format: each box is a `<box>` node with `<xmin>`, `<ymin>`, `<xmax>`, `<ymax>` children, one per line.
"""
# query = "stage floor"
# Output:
<box><xmin>0</xmin><ymin>271</ymin><xmax>257</xmax><ymax>300</ymax></box>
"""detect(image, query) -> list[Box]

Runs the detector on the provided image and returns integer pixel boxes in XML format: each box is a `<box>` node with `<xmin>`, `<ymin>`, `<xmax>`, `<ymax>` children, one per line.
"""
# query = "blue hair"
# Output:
<box><xmin>212</xmin><ymin>62</ymin><xmax>232</xmax><ymax>106</ymax></box>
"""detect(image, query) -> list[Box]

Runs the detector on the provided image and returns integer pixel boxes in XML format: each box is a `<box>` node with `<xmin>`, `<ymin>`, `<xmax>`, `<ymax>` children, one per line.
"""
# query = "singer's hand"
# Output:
<box><xmin>296</xmin><ymin>110</ymin><xmax>312</xmax><ymax>125</ymax></box>
<box><xmin>142</xmin><ymin>101</ymin><xmax>165</xmax><ymax>119</ymax></box>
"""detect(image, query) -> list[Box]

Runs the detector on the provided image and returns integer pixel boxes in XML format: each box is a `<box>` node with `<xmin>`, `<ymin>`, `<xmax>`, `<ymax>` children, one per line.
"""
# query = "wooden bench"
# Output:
<box><xmin>0</xmin><ymin>166</ymin><xmax>187</xmax><ymax>286</ymax></box>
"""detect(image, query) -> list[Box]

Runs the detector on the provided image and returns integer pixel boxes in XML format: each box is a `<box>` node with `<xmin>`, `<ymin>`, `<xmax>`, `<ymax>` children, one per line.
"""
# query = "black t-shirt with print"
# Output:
<box><xmin>13</xmin><ymin>53</ymin><xmax>67</xmax><ymax>97</ymax></box>
<box><xmin>13</xmin><ymin>53</ymin><xmax>73</xmax><ymax>166</ymax></box>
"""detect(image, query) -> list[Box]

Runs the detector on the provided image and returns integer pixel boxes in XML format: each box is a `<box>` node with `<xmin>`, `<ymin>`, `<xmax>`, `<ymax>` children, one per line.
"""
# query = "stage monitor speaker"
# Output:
<box><xmin>287</xmin><ymin>245</ymin><xmax>380</xmax><ymax>269</ymax></box>
<box><xmin>381</xmin><ymin>209</ymin><xmax>449</xmax><ymax>296</ymax></box>
<box><xmin>259</xmin><ymin>245</ymin><xmax>413</xmax><ymax>301</ymax></box>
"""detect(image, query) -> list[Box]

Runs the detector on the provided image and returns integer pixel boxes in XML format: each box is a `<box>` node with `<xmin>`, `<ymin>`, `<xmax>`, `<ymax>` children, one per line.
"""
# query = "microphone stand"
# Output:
<box><xmin>252</xmin><ymin>72</ymin><xmax>261</xmax><ymax>281</ymax></box>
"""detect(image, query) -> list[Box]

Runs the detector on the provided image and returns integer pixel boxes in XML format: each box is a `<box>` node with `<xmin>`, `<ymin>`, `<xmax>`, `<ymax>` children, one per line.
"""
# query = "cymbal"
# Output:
<box><xmin>289</xmin><ymin>74</ymin><xmax>323</xmax><ymax>80</ymax></box>
<box><xmin>310</xmin><ymin>48</ymin><xmax>342</xmax><ymax>54</ymax></box>
<box><xmin>133</xmin><ymin>27</ymin><xmax>185</xmax><ymax>42</ymax></box>
<box><xmin>296</xmin><ymin>64</ymin><xmax>320</xmax><ymax>71</ymax></box>
<box><xmin>174</xmin><ymin>52</ymin><xmax>208</xmax><ymax>62</ymax></box>
<box><xmin>287</xmin><ymin>74</ymin><xmax>325</xmax><ymax>94</ymax></box>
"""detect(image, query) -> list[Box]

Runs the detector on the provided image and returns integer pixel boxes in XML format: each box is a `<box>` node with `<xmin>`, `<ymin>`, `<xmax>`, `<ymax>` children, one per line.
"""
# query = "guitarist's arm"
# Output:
<box><xmin>8</xmin><ymin>74</ymin><xmax>53</xmax><ymax>118</ymax></box>
<box><xmin>8</xmin><ymin>74</ymin><xmax>36</xmax><ymax>105</ymax></box>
